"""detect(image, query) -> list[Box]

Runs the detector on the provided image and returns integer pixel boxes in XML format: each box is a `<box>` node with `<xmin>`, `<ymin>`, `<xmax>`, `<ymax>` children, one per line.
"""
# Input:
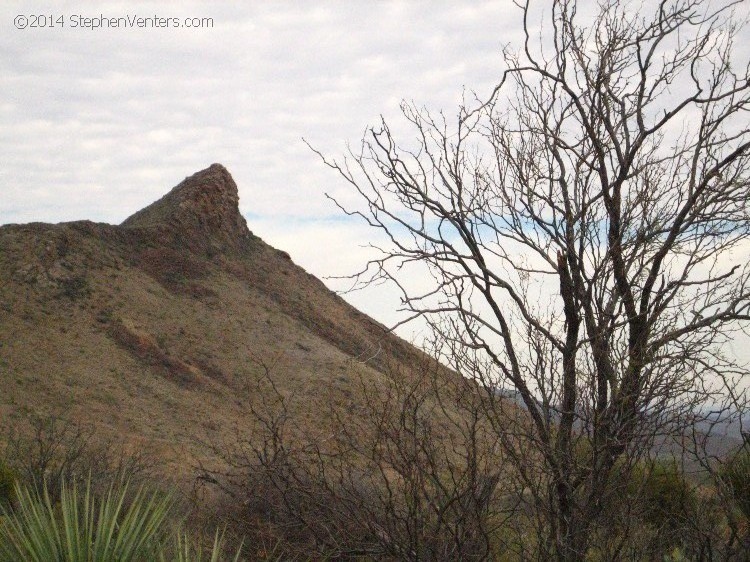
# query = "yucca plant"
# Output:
<box><xmin>0</xmin><ymin>478</ymin><xmax>173</xmax><ymax>561</ymax></box>
<box><xmin>0</xmin><ymin>479</ymin><xmax>164</xmax><ymax>561</ymax></box>
<box><xmin>0</xmin><ymin>477</ymin><xmax>253</xmax><ymax>561</ymax></box>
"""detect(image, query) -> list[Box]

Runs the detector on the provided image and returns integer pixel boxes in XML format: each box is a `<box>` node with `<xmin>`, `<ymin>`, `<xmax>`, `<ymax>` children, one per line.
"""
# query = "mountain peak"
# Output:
<box><xmin>122</xmin><ymin>164</ymin><xmax>251</xmax><ymax>253</ymax></box>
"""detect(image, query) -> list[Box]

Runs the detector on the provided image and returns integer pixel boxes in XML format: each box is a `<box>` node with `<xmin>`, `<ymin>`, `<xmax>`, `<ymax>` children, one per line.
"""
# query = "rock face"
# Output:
<box><xmin>122</xmin><ymin>164</ymin><xmax>251</xmax><ymax>254</ymax></box>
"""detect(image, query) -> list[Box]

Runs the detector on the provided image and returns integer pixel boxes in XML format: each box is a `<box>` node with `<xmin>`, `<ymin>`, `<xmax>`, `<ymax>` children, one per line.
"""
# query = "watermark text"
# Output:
<box><xmin>13</xmin><ymin>14</ymin><xmax>214</xmax><ymax>30</ymax></box>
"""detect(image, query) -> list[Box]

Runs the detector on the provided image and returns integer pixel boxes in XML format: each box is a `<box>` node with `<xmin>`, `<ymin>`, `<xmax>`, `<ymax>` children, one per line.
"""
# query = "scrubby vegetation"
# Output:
<box><xmin>1</xmin><ymin>1</ymin><xmax>749</xmax><ymax>558</ymax></box>
<box><xmin>722</xmin><ymin>445</ymin><xmax>750</xmax><ymax>521</ymax></box>
<box><xmin>3</xmin><ymin>400</ymin><xmax>750</xmax><ymax>560</ymax></box>
<box><xmin>2</xmin><ymin>411</ymin><xmax>156</xmax><ymax>504</ymax></box>
<box><xmin>0</xmin><ymin>461</ymin><xmax>16</xmax><ymax>510</ymax></box>
<box><xmin>194</xmin><ymin>363</ymin><xmax>750</xmax><ymax>560</ymax></box>
<box><xmin>0</xmin><ymin>412</ymin><xmax>248</xmax><ymax>561</ymax></box>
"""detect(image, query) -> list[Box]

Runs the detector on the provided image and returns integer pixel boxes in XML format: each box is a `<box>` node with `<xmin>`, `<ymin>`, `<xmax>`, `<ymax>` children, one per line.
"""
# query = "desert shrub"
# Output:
<box><xmin>0</xmin><ymin>461</ymin><xmax>16</xmax><ymax>509</ymax></box>
<box><xmin>585</xmin><ymin>458</ymin><xmax>701</xmax><ymax>560</ymax></box>
<box><xmin>59</xmin><ymin>275</ymin><xmax>91</xmax><ymax>300</ymax></box>
<box><xmin>203</xmin><ymin>362</ymin><xmax>507</xmax><ymax>561</ymax></box>
<box><xmin>722</xmin><ymin>446</ymin><xmax>750</xmax><ymax>521</ymax></box>
<box><xmin>2</xmin><ymin>411</ymin><xmax>156</xmax><ymax>503</ymax></box>
<box><xmin>637</xmin><ymin>460</ymin><xmax>696</xmax><ymax>530</ymax></box>
<box><xmin>623</xmin><ymin>460</ymin><xmax>698</xmax><ymax>559</ymax></box>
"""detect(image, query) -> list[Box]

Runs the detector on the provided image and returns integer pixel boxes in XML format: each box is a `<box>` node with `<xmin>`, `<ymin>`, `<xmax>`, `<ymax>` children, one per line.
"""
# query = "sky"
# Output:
<box><xmin>0</xmin><ymin>1</ymin><xmax>524</xmax><ymax>339</ymax></box>
<box><xmin>2</xmin><ymin>0</ymin><xmax>750</xmax><ymax>365</ymax></box>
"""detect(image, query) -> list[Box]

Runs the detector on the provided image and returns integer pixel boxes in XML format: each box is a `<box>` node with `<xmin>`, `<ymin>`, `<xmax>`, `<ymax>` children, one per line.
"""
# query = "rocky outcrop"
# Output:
<box><xmin>122</xmin><ymin>164</ymin><xmax>251</xmax><ymax>254</ymax></box>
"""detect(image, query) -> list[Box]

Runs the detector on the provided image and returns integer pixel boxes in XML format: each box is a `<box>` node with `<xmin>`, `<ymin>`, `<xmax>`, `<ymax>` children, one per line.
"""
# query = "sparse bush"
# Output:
<box><xmin>203</xmin><ymin>360</ymin><xmax>509</xmax><ymax>561</ymax></box>
<box><xmin>722</xmin><ymin>446</ymin><xmax>750</xmax><ymax>521</ymax></box>
<box><xmin>0</xmin><ymin>461</ymin><xmax>16</xmax><ymax>510</ymax></box>
<box><xmin>2</xmin><ymin>411</ymin><xmax>156</xmax><ymax>503</ymax></box>
<box><xmin>59</xmin><ymin>275</ymin><xmax>90</xmax><ymax>300</ymax></box>
<box><xmin>636</xmin><ymin>460</ymin><xmax>696</xmax><ymax>534</ymax></box>
<box><xmin>590</xmin><ymin>459</ymin><xmax>700</xmax><ymax>560</ymax></box>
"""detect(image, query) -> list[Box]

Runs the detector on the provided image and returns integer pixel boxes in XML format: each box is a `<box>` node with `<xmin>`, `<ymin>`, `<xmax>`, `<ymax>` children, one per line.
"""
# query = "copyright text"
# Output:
<box><xmin>13</xmin><ymin>14</ymin><xmax>214</xmax><ymax>30</ymax></box>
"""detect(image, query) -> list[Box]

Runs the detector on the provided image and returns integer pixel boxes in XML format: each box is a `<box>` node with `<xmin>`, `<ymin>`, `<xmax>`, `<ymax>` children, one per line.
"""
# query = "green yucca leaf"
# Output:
<box><xmin>90</xmin><ymin>481</ymin><xmax>124</xmax><ymax>559</ymax></box>
<box><xmin>109</xmin><ymin>485</ymin><xmax>172</xmax><ymax>559</ymax></box>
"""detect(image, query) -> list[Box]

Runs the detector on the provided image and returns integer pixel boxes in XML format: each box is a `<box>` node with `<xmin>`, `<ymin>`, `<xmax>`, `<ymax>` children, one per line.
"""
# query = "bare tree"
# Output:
<box><xmin>201</xmin><ymin>357</ymin><xmax>516</xmax><ymax>560</ymax></box>
<box><xmin>313</xmin><ymin>0</ymin><xmax>750</xmax><ymax>559</ymax></box>
<box><xmin>2</xmin><ymin>411</ymin><xmax>157</xmax><ymax>503</ymax></box>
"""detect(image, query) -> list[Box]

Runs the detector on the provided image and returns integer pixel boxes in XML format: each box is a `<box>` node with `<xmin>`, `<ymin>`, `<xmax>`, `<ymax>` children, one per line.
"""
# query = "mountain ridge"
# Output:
<box><xmin>0</xmin><ymin>165</ymin><xmax>442</xmax><ymax>475</ymax></box>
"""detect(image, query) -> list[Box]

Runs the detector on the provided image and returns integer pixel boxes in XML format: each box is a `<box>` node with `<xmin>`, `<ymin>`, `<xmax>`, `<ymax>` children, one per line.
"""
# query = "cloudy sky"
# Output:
<box><xmin>0</xmin><ymin>1</ymin><xmax>526</xmax><ymax>337</ymax></box>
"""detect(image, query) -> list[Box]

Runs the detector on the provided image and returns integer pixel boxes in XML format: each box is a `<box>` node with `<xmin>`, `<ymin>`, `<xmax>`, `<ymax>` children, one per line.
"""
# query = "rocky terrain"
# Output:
<box><xmin>0</xmin><ymin>164</ymin><xmax>442</xmax><ymax>475</ymax></box>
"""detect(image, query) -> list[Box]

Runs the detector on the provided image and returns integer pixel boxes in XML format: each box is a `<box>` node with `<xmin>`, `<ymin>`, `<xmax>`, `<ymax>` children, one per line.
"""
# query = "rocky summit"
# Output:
<box><xmin>122</xmin><ymin>164</ymin><xmax>252</xmax><ymax>254</ymax></box>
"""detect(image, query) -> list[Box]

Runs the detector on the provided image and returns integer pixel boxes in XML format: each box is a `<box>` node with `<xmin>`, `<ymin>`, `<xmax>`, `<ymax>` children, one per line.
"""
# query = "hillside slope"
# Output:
<box><xmin>0</xmin><ymin>164</ymin><xmax>441</xmax><ymax>473</ymax></box>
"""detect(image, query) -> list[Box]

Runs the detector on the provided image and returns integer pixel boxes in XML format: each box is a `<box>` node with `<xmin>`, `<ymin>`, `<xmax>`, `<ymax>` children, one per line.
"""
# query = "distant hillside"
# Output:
<box><xmin>0</xmin><ymin>164</ymin><xmax>445</xmax><ymax>475</ymax></box>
